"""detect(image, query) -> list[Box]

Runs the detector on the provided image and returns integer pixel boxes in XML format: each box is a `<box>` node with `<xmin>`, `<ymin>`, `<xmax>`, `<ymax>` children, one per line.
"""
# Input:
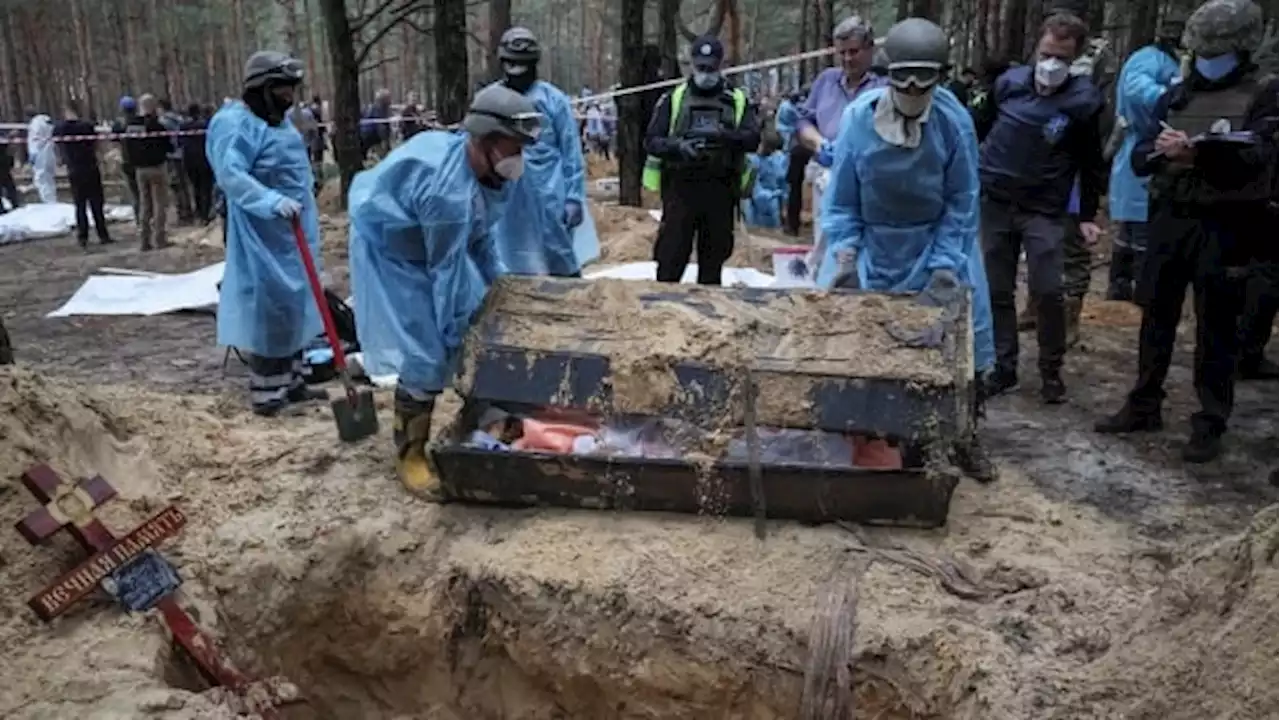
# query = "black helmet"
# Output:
<box><xmin>882</xmin><ymin>19</ymin><xmax>949</xmax><ymax>88</ymax></box>
<box><xmin>497</xmin><ymin>27</ymin><xmax>541</xmax><ymax>64</ymax></box>
<box><xmin>243</xmin><ymin>51</ymin><xmax>305</xmax><ymax>90</ymax></box>
<box><xmin>462</xmin><ymin>84</ymin><xmax>542</xmax><ymax>144</ymax></box>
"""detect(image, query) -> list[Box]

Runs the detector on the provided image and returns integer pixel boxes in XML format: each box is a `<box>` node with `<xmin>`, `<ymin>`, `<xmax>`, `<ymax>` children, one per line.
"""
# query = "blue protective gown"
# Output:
<box><xmin>348</xmin><ymin>132</ymin><xmax>508</xmax><ymax>395</ymax></box>
<box><xmin>1108</xmin><ymin>46</ymin><xmax>1180</xmax><ymax>222</ymax></box>
<box><xmin>208</xmin><ymin>102</ymin><xmax>323</xmax><ymax>358</ymax></box>
<box><xmin>489</xmin><ymin>80</ymin><xmax>598</xmax><ymax>276</ymax></box>
<box><xmin>776</xmin><ymin>99</ymin><xmax>799</xmax><ymax>150</ymax></box>
<box><xmin>818</xmin><ymin>88</ymin><xmax>995</xmax><ymax>372</ymax></box>
<box><xmin>743</xmin><ymin>151</ymin><xmax>787</xmax><ymax>228</ymax></box>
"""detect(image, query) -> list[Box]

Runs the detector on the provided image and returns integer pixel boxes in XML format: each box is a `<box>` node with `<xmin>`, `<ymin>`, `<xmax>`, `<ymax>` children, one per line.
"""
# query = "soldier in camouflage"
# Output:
<box><xmin>1095</xmin><ymin>0</ymin><xmax>1277</xmax><ymax>463</ymax></box>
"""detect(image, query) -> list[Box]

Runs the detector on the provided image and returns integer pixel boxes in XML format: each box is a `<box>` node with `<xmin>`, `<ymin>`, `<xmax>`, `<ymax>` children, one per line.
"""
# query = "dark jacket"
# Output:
<box><xmin>1134</xmin><ymin>64</ymin><xmax>1277</xmax><ymax>265</ymax></box>
<box><xmin>112</xmin><ymin>114</ymin><xmax>136</xmax><ymax>169</ymax></box>
<box><xmin>124</xmin><ymin>114</ymin><xmax>170</xmax><ymax>168</ymax></box>
<box><xmin>975</xmin><ymin>66</ymin><xmax>1105</xmax><ymax>220</ymax></box>
<box><xmin>52</xmin><ymin>119</ymin><xmax>100</xmax><ymax>177</ymax></box>
<box><xmin>180</xmin><ymin>117</ymin><xmax>209</xmax><ymax>171</ymax></box>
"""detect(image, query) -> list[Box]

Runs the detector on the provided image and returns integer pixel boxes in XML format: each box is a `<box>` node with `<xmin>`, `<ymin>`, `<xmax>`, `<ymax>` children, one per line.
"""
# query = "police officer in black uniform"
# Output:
<box><xmin>644</xmin><ymin>36</ymin><xmax>761</xmax><ymax>285</ymax></box>
<box><xmin>1095</xmin><ymin>0</ymin><xmax>1277</xmax><ymax>463</ymax></box>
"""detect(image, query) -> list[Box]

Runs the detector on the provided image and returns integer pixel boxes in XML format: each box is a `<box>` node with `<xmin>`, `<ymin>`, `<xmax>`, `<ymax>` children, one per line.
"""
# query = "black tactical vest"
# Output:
<box><xmin>669</xmin><ymin>87</ymin><xmax>740</xmax><ymax>178</ymax></box>
<box><xmin>1151</xmin><ymin>71</ymin><xmax>1274</xmax><ymax>205</ymax></box>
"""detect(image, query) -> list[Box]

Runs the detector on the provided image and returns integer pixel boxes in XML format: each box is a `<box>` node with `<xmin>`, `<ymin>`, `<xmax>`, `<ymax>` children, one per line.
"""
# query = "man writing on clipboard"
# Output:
<box><xmin>1094</xmin><ymin>0</ymin><xmax>1277</xmax><ymax>464</ymax></box>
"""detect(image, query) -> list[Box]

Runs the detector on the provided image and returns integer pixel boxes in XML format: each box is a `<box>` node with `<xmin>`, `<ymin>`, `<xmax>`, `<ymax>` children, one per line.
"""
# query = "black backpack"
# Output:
<box><xmin>324</xmin><ymin>288</ymin><xmax>358</xmax><ymax>347</ymax></box>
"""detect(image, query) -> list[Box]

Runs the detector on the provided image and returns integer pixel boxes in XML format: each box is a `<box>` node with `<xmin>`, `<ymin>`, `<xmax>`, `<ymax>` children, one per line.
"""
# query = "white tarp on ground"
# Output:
<box><xmin>46</xmin><ymin>263</ymin><xmax>225</xmax><ymax>318</ymax></box>
<box><xmin>585</xmin><ymin>261</ymin><xmax>776</xmax><ymax>288</ymax></box>
<box><xmin>0</xmin><ymin>203</ymin><xmax>134</xmax><ymax>244</ymax></box>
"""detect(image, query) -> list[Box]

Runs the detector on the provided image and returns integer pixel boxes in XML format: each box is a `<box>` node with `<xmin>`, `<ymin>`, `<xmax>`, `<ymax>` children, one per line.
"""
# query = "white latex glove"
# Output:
<box><xmin>274</xmin><ymin>196</ymin><xmax>303</xmax><ymax>218</ymax></box>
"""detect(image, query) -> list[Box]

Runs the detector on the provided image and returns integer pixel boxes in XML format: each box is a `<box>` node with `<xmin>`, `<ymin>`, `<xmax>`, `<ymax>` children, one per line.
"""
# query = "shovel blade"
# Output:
<box><xmin>330</xmin><ymin>389</ymin><xmax>379</xmax><ymax>442</ymax></box>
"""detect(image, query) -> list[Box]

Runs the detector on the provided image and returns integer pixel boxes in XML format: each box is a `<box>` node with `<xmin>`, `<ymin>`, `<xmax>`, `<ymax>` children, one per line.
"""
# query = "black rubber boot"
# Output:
<box><xmin>1106</xmin><ymin>247</ymin><xmax>1135</xmax><ymax>302</ymax></box>
<box><xmin>1182</xmin><ymin>429</ymin><xmax>1223</xmax><ymax>464</ymax></box>
<box><xmin>1238</xmin><ymin>356</ymin><xmax>1279</xmax><ymax>381</ymax></box>
<box><xmin>1040</xmin><ymin>372</ymin><xmax>1066</xmax><ymax>405</ymax></box>
<box><xmin>288</xmin><ymin>385</ymin><xmax>330</xmax><ymax>403</ymax></box>
<box><xmin>983</xmin><ymin>368</ymin><xmax>1019</xmax><ymax>398</ymax></box>
<box><xmin>1094</xmin><ymin>404</ymin><xmax>1163</xmax><ymax>434</ymax></box>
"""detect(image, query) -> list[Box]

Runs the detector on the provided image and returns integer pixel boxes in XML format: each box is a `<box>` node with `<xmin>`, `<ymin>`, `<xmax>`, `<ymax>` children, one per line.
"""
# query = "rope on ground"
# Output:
<box><xmin>798</xmin><ymin>552</ymin><xmax>864</xmax><ymax>720</ymax></box>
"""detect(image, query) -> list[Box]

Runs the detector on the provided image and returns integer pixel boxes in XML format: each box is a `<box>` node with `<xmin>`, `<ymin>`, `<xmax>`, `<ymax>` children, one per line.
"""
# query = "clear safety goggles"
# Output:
<box><xmin>248</xmin><ymin>58</ymin><xmax>306</xmax><ymax>86</ymax></box>
<box><xmin>505</xmin><ymin>37</ymin><xmax>538</xmax><ymax>54</ymax></box>
<box><xmin>475</xmin><ymin>109</ymin><xmax>544</xmax><ymax>140</ymax></box>
<box><xmin>887</xmin><ymin>62</ymin><xmax>943</xmax><ymax>90</ymax></box>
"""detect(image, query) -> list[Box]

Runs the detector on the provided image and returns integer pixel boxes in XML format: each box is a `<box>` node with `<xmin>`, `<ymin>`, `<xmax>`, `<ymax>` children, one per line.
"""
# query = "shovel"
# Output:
<box><xmin>291</xmin><ymin>216</ymin><xmax>379</xmax><ymax>442</ymax></box>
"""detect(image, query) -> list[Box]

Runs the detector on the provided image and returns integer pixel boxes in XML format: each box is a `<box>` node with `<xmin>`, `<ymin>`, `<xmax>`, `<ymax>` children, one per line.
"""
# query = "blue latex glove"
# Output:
<box><xmin>274</xmin><ymin>196</ymin><xmax>302</xmax><ymax>218</ymax></box>
<box><xmin>920</xmin><ymin>269</ymin><xmax>962</xmax><ymax>308</ymax></box>
<box><xmin>564</xmin><ymin>200</ymin><xmax>583</xmax><ymax>229</ymax></box>
<box><xmin>815</xmin><ymin>140</ymin><xmax>835</xmax><ymax>168</ymax></box>
<box><xmin>885</xmin><ymin>269</ymin><xmax>963</xmax><ymax>348</ymax></box>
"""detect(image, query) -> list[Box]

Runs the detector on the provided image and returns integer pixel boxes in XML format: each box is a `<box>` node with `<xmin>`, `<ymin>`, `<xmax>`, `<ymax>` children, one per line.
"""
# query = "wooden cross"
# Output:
<box><xmin>13</xmin><ymin>464</ymin><xmax>301</xmax><ymax>717</ymax></box>
<box><xmin>15</xmin><ymin>465</ymin><xmax>119</xmax><ymax>551</ymax></box>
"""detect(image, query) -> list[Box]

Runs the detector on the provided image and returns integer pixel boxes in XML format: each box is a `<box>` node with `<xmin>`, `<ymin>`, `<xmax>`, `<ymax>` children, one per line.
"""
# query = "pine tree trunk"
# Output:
<box><xmin>488</xmin><ymin>0</ymin><xmax>511</xmax><ymax>81</ymax></box>
<box><xmin>303</xmin><ymin>0</ymin><xmax>319</xmax><ymax>97</ymax></box>
<box><xmin>317</xmin><ymin>0</ymin><xmax>365</xmax><ymax>204</ymax></box>
<box><xmin>658</xmin><ymin>0</ymin><xmax>680</xmax><ymax>79</ymax></box>
<box><xmin>2</xmin><ymin>7</ymin><xmax>25</xmax><ymax>115</ymax></box>
<box><xmin>434</xmin><ymin>0</ymin><xmax>470</xmax><ymax>124</ymax></box>
<box><xmin>617</xmin><ymin>0</ymin><xmax>646</xmax><ymax>206</ymax></box>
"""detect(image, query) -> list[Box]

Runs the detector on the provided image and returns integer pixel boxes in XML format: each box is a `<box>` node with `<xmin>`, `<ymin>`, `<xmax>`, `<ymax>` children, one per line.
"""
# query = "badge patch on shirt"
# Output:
<box><xmin>1043</xmin><ymin>114</ymin><xmax>1069</xmax><ymax>144</ymax></box>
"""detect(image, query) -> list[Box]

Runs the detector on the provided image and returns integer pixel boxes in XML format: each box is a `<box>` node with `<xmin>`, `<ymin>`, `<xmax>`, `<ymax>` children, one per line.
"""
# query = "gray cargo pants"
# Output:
<box><xmin>981</xmin><ymin>198</ymin><xmax>1067</xmax><ymax>378</ymax></box>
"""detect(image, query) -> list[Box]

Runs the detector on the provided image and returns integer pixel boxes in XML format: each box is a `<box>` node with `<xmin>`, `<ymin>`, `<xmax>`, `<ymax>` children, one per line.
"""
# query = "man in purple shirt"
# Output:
<box><xmin>795</xmin><ymin>15</ymin><xmax>887</xmax><ymax>277</ymax></box>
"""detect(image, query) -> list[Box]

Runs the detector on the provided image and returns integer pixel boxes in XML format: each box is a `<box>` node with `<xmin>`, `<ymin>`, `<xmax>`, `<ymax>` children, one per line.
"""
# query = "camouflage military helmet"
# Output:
<box><xmin>1182</xmin><ymin>0</ymin><xmax>1263</xmax><ymax>57</ymax></box>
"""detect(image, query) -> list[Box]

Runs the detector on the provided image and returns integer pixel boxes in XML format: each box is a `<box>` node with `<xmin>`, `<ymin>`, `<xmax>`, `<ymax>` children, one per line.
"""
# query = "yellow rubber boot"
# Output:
<box><xmin>393</xmin><ymin>393</ymin><xmax>440</xmax><ymax>499</ymax></box>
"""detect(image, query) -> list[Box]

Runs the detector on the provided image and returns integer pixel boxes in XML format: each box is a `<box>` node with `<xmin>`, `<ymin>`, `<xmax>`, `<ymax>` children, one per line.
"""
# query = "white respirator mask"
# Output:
<box><xmin>493</xmin><ymin>153</ymin><xmax>525</xmax><ymax>180</ymax></box>
<box><xmin>890</xmin><ymin>87</ymin><xmax>934</xmax><ymax>118</ymax></box>
<box><xmin>693</xmin><ymin>71</ymin><xmax>721</xmax><ymax>90</ymax></box>
<box><xmin>1034</xmin><ymin>57</ymin><xmax>1070</xmax><ymax>91</ymax></box>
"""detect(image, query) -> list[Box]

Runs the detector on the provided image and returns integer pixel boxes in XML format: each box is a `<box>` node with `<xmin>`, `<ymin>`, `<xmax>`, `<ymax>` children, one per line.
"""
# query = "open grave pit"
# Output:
<box><xmin>0</xmin><ymin>366</ymin><xmax>1274</xmax><ymax>720</ymax></box>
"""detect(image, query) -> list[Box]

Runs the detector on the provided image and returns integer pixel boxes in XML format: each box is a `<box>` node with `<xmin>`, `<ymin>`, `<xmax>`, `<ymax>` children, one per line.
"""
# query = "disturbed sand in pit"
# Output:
<box><xmin>0</xmin><ymin>365</ymin><xmax>1274</xmax><ymax>719</ymax></box>
<box><xmin>1</xmin><ymin>200</ymin><xmax>1277</xmax><ymax>719</ymax></box>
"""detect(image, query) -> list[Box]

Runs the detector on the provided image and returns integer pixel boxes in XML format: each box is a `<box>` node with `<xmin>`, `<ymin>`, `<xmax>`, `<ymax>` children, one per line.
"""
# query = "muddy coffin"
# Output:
<box><xmin>430</xmin><ymin>277</ymin><xmax>974</xmax><ymax>527</ymax></box>
<box><xmin>432</xmin><ymin>433</ymin><xmax>960</xmax><ymax>528</ymax></box>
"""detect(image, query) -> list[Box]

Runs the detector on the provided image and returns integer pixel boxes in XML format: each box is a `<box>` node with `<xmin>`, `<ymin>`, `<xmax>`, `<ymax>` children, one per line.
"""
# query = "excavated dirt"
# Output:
<box><xmin>591</xmin><ymin>202</ymin><xmax>796</xmax><ymax>273</ymax></box>
<box><xmin>482</xmin><ymin>278</ymin><xmax>954</xmax><ymax>394</ymax></box>
<box><xmin>0</xmin><ymin>200</ymin><xmax>1276</xmax><ymax>720</ymax></box>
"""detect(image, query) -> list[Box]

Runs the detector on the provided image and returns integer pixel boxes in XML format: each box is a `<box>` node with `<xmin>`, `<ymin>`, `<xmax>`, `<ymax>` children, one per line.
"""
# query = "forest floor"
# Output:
<box><xmin>0</xmin><ymin>174</ymin><xmax>1276</xmax><ymax>719</ymax></box>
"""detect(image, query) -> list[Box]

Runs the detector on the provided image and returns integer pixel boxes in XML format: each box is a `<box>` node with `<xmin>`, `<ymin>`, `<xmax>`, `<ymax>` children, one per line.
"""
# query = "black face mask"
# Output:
<box><xmin>503</xmin><ymin>64</ymin><xmax>538</xmax><ymax>93</ymax></box>
<box><xmin>242</xmin><ymin>84</ymin><xmax>293</xmax><ymax>126</ymax></box>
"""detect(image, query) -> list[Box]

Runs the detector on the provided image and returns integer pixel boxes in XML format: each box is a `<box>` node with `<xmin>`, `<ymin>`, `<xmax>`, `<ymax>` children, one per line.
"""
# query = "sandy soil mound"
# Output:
<box><xmin>2</xmin><ymin>363</ymin><xmax>1274</xmax><ymax>720</ymax></box>
<box><xmin>1055</xmin><ymin>507</ymin><xmax>1278</xmax><ymax>719</ymax></box>
<box><xmin>592</xmin><ymin>202</ymin><xmax>796</xmax><ymax>273</ymax></box>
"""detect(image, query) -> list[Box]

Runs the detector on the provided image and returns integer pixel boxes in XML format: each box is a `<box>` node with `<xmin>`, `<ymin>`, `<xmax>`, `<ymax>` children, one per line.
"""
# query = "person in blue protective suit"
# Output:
<box><xmin>775</xmin><ymin>92</ymin><xmax>800</xmax><ymax>150</ymax></box>
<box><xmin>348</xmin><ymin>84</ymin><xmax>541</xmax><ymax>496</ymax></box>
<box><xmin>208</xmin><ymin>50</ymin><xmax>328</xmax><ymax>417</ymax></box>
<box><xmin>819</xmin><ymin>18</ymin><xmax>996</xmax><ymax>482</ymax></box>
<box><xmin>1105</xmin><ymin>15</ymin><xmax>1184</xmax><ymax>301</ymax></box>
<box><xmin>487</xmin><ymin>26</ymin><xmax>595</xmax><ymax>277</ymax></box>
<box><xmin>743</xmin><ymin>131</ymin><xmax>786</xmax><ymax>228</ymax></box>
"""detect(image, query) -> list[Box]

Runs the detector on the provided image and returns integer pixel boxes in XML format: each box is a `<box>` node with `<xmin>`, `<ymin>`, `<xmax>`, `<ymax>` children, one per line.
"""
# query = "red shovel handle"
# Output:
<box><xmin>291</xmin><ymin>216</ymin><xmax>353</xmax><ymax>381</ymax></box>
